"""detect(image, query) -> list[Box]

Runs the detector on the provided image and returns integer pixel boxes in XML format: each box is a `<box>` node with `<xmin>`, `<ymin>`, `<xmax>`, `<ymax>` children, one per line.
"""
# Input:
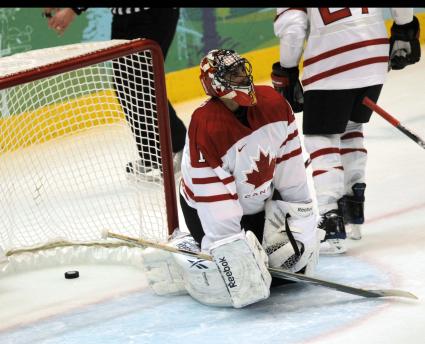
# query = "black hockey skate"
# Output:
<box><xmin>126</xmin><ymin>150</ymin><xmax>183</xmax><ymax>183</ymax></box>
<box><xmin>125</xmin><ymin>159</ymin><xmax>162</xmax><ymax>183</ymax></box>
<box><xmin>338</xmin><ymin>183</ymin><xmax>366</xmax><ymax>240</ymax></box>
<box><xmin>319</xmin><ymin>209</ymin><xmax>346</xmax><ymax>254</ymax></box>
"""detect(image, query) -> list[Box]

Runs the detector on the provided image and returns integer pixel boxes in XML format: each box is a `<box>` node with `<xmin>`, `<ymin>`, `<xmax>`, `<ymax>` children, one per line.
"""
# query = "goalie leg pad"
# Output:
<box><xmin>142</xmin><ymin>231</ymin><xmax>271</xmax><ymax>308</ymax></box>
<box><xmin>141</xmin><ymin>231</ymin><xmax>199</xmax><ymax>296</ymax></box>
<box><xmin>210</xmin><ymin>231</ymin><xmax>271</xmax><ymax>308</ymax></box>
<box><xmin>141</xmin><ymin>247</ymin><xmax>188</xmax><ymax>296</ymax></box>
<box><xmin>172</xmin><ymin>254</ymin><xmax>233</xmax><ymax>307</ymax></box>
<box><xmin>172</xmin><ymin>231</ymin><xmax>271</xmax><ymax>308</ymax></box>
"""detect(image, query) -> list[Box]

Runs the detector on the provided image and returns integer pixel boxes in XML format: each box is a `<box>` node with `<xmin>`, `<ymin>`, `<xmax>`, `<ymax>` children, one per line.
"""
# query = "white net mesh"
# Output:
<box><xmin>0</xmin><ymin>40</ymin><xmax>174</xmax><ymax>255</ymax></box>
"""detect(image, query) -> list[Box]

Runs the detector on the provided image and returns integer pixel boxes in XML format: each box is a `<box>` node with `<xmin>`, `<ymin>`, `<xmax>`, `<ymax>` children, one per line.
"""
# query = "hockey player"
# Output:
<box><xmin>272</xmin><ymin>8</ymin><xmax>421</xmax><ymax>253</ymax></box>
<box><xmin>141</xmin><ymin>49</ymin><xmax>323</xmax><ymax>308</ymax></box>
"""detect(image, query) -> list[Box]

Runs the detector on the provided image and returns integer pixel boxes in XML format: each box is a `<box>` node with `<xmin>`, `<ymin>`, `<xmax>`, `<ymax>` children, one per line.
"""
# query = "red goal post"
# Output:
<box><xmin>0</xmin><ymin>39</ymin><xmax>179</xmax><ymax>258</ymax></box>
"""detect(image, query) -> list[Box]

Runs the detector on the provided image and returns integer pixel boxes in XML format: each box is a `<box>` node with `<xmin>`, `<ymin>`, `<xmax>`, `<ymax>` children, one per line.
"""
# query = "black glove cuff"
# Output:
<box><xmin>391</xmin><ymin>16</ymin><xmax>420</xmax><ymax>41</ymax></box>
<box><xmin>272</xmin><ymin>62</ymin><xmax>299</xmax><ymax>79</ymax></box>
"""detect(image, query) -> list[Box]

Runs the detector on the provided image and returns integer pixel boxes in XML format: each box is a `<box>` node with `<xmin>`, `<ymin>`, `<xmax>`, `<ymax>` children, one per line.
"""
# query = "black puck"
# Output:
<box><xmin>64</xmin><ymin>270</ymin><xmax>79</xmax><ymax>279</ymax></box>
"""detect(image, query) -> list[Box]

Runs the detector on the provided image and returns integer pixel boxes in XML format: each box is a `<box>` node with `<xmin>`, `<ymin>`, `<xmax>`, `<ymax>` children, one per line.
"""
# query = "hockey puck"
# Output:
<box><xmin>64</xmin><ymin>270</ymin><xmax>79</xmax><ymax>279</ymax></box>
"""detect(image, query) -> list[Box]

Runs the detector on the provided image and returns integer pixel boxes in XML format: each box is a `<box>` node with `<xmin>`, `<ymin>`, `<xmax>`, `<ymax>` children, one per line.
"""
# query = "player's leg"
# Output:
<box><xmin>339</xmin><ymin>120</ymin><xmax>367</xmax><ymax>240</ymax></box>
<box><xmin>303</xmin><ymin>89</ymin><xmax>355</xmax><ymax>254</ymax></box>
<box><xmin>167</xmin><ymin>100</ymin><xmax>186</xmax><ymax>175</ymax></box>
<box><xmin>112</xmin><ymin>10</ymin><xmax>186</xmax><ymax>177</ymax></box>
<box><xmin>339</xmin><ymin>84</ymin><xmax>383</xmax><ymax>239</ymax></box>
<box><xmin>129</xmin><ymin>8</ymin><xmax>187</xmax><ymax>166</ymax></box>
<box><xmin>110</xmin><ymin>14</ymin><xmax>160</xmax><ymax>177</ymax></box>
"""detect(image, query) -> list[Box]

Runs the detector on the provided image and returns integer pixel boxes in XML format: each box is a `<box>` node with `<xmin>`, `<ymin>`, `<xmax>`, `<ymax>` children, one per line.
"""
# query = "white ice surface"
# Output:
<box><xmin>1</xmin><ymin>50</ymin><xmax>425</xmax><ymax>343</ymax></box>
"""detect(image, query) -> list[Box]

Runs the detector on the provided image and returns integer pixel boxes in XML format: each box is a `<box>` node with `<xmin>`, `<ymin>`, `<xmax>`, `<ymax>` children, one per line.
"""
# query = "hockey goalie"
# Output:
<box><xmin>141</xmin><ymin>49</ymin><xmax>324</xmax><ymax>308</ymax></box>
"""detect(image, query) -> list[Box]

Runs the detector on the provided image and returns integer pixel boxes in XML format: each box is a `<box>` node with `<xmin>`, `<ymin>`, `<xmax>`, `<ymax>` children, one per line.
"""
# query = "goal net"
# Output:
<box><xmin>0</xmin><ymin>39</ymin><xmax>178</xmax><ymax>261</ymax></box>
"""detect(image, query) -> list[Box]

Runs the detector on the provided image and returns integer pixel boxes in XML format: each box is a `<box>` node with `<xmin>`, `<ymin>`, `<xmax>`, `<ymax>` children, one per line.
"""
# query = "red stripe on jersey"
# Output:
<box><xmin>303</xmin><ymin>38</ymin><xmax>389</xmax><ymax>67</ymax></box>
<box><xmin>341</xmin><ymin>132</ymin><xmax>364</xmax><ymax>140</ymax></box>
<box><xmin>302</xmin><ymin>56</ymin><xmax>389</xmax><ymax>86</ymax></box>
<box><xmin>313</xmin><ymin>165</ymin><xmax>344</xmax><ymax>177</ymax></box>
<box><xmin>310</xmin><ymin>147</ymin><xmax>340</xmax><ymax>160</ymax></box>
<box><xmin>277</xmin><ymin>147</ymin><xmax>303</xmax><ymax>164</ymax></box>
<box><xmin>340</xmin><ymin>148</ymin><xmax>367</xmax><ymax>155</ymax></box>
<box><xmin>182</xmin><ymin>180</ymin><xmax>238</xmax><ymax>203</ymax></box>
<box><xmin>192</xmin><ymin>176</ymin><xmax>234</xmax><ymax>185</ymax></box>
<box><xmin>280</xmin><ymin>129</ymin><xmax>298</xmax><ymax>148</ymax></box>
<box><xmin>312</xmin><ymin>169</ymin><xmax>326</xmax><ymax>177</ymax></box>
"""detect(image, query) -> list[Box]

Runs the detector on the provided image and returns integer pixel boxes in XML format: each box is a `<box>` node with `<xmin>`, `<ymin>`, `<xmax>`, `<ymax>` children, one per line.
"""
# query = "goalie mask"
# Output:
<box><xmin>200</xmin><ymin>49</ymin><xmax>257</xmax><ymax>106</ymax></box>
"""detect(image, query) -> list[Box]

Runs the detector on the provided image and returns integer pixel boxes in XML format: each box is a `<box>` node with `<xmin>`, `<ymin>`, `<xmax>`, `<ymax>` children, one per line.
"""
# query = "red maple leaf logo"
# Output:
<box><xmin>245</xmin><ymin>151</ymin><xmax>276</xmax><ymax>189</ymax></box>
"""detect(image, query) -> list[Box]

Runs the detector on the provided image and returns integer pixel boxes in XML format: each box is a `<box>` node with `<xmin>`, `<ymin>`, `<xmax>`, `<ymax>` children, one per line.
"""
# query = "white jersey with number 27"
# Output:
<box><xmin>274</xmin><ymin>8</ymin><xmax>413</xmax><ymax>91</ymax></box>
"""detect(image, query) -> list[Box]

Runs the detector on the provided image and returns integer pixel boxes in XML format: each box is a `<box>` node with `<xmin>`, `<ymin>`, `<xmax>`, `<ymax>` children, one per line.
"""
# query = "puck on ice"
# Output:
<box><xmin>64</xmin><ymin>270</ymin><xmax>79</xmax><ymax>279</ymax></box>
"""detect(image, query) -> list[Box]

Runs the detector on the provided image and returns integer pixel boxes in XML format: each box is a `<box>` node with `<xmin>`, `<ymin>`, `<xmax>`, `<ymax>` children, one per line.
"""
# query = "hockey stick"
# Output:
<box><xmin>304</xmin><ymin>97</ymin><xmax>425</xmax><ymax>169</ymax></box>
<box><xmin>363</xmin><ymin>97</ymin><xmax>425</xmax><ymax>150</ymax></box>
<box><xmin>106</xmin><ymin>231</ymin><xmax>417</xmax><ymax>300</ymax></box>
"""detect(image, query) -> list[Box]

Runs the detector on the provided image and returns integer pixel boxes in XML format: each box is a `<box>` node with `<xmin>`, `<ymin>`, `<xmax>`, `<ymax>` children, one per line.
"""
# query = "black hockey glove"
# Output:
<box><xmin>389</xmin><ymin>16</ymin><xmax>421</xmax><ymax>70</ymax></box>
<box><xmin>271</xmin><ymin>62</ymin><xmax>304</xmax><ymax>113</ymax></box>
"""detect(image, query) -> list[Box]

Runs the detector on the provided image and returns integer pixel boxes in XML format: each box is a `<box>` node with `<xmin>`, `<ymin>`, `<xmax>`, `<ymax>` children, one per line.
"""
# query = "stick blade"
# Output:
<box><xmin>268</xmin><ymin>268</ymin><xmax>417</xmax><ymax>299</ymax></box>
<box><xmin>367</xmin><ymin>289</ymin><xmax>418</xmax><ymax>300</ymax></box>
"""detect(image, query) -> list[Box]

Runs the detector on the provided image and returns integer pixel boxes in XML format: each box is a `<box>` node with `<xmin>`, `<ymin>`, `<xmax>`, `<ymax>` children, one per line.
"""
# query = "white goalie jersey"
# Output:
<box><xmin>180</xmin><ymin>85</ymin><xmax>312</xmax><ymax>250</ymax></box>
<box><xmin>274</xmin><ymin>7</ymin><xmax>414</xmax><ymax>91</ymax></box>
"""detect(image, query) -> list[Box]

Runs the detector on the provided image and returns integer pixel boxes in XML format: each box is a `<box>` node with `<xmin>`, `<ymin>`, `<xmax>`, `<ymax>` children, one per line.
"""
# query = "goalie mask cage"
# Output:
<box><xmin>0</xmin><ymin>39</ymin><xmax>178</xmax><ymax>261</ymax></box>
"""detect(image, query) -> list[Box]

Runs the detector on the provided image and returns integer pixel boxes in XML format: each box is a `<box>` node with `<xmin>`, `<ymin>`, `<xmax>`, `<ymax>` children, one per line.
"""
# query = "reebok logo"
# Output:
<box><xmin>188</xmin><ymin>259</ymin><xmax>208</xmax><ymax>269</ymax></box>
<box><xmin>218</xmin><ymin>257</ymin><xmax>237</xmax><ymax>288</ymax></box>
<box><xmin>297</xmin><ymin>205</ymin><xmax>313</xmax><ymax>216</ymax></box>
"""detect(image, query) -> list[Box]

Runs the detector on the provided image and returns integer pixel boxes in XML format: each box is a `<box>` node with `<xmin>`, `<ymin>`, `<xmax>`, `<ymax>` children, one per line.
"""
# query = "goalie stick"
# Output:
<box><xmin>106</xmin><ymin>231</ymin><xmax>417</xmax><ymax>300</ymax></box>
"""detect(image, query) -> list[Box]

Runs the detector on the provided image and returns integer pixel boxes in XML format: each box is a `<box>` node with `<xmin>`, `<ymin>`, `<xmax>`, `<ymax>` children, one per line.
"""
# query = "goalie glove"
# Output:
<box><xmin>389</xmin><ymin>16</ymin><xmax>421</xmax><ymax>70</ymax></box>
<box><xmin>271</xmin><ymin>62</ymin><xmax>304</xmax><ymax>113</ymax></box>
<box><xmin>263</xmin><ymin>199</ymin><xmax>324</xmax><ymax>275</ymax></box>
